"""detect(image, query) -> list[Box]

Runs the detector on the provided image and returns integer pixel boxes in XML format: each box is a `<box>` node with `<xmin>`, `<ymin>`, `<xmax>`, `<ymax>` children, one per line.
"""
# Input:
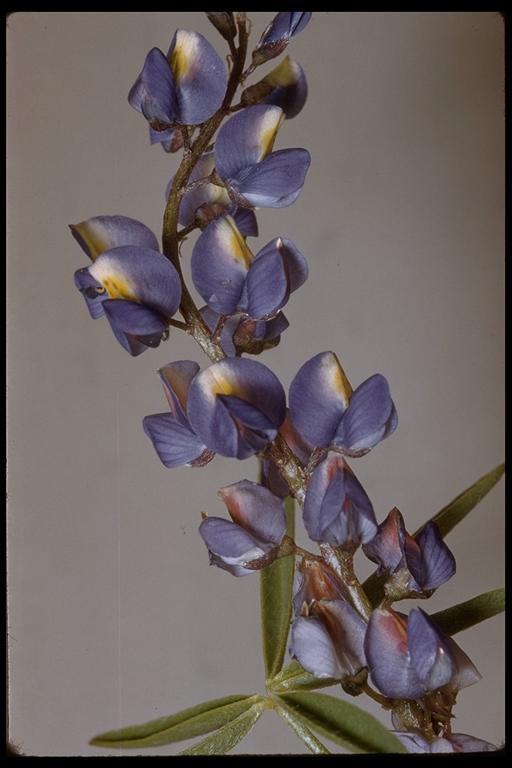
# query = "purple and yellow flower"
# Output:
<box><xmin>129</xmin><ymin>30</ymin><xmax>227</xmax><ymax>130</ymax></box>
<box><xmin>303</xmin><ymin>453</ymin><xmax>377</xmax><ymax>548</ymax></box>
<box><xmin>289</xmin><ymin>351</ymin><xmax>398</xmax><ymax>455</ymax></box>
<box><xmin>187</xmin><ymin>358</ymin><xmax>287</xmax><ymax>459</ymax></box>
<box><xmin>253</xmin><ymin>12</ymin><xmax>312</xmax><ymax>66</ymax></box>
<box><xmin>364</xmin><ymin>607</ymin><xmax>481</xmax><ymax>701</ymax></box>
<box><xmin>191</xmin><ymin>215</ymin><xmax>308</xmax><ymax>319</ymax></box>
<box><xmin>394</xmin><ymin>731</ymin><xmax>496</xmax><ymax>753</ymax></box>
<box><xmin>290</xmin><ymin>598</ymin><xmax>366</xmax><ymax>681</ymax></box>
<box><xmin>71</xmin><ymin>215</ymin><xmax>181</xmax><ymax>356</ymax></box>
<box><xmin>241</xmin><ymin>56</ymin><xmax>308</xmax><ymax>120</ymax></box>
<box><xmin>199</xmin><ymin>479</ymin><xmax>286</xmax><ymax>576</ymax></box>
<box><xmin>363</xmin><ymin>508</ymin><xmax>456</xmax><ymax>594</ymax></box>
<box><xmin>143</xmin><ymin>361</ymin><xmax>213</xmax><ymax>469</ymax></box>
<box><xmin>169</xmin><ymin>151</ymin><xmax>258</xmax><ymax>235</ymax></box>
<box><xmin>214</xmin><ymin>105</ymin><xmax>311</xmax><ymax>209</ymax></box>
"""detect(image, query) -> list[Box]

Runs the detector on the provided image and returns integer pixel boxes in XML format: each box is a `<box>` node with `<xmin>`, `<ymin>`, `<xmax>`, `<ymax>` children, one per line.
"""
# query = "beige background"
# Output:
<box><xmin>7</xmin><ymin>11</ymin><xmax>504</xmax><ymax>755</ymax></box>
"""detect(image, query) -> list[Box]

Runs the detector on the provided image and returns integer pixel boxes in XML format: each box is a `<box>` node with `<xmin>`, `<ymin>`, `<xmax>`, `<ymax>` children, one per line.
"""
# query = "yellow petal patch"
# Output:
<box><xmin>70</xmin><ymin>221</ymin><xmax>110</xmax><ymax>262</ymax></box>
<box><xmin>218</xmin><ymin>216</ymin><xmax>253</xmax><ymax>269</ymax></box>
<box><xmin>323</xmin><ymin>352</ymin><xmax>353</xmax><ymax>407</ymax></box>
<box><xmin>170</xmin><ymin>30</ymin><xmax>199</xmax><ymax>84</ymax></box>
<box><xmin>257</xmin><ymin>107</ymin><xmax>285</xmax><ymax>161</ymax></box>
<box><xmin>89</xmin><ymin>260</ymin><xmax>138</xmax><ymax>302</ymax></box>
<box><xmin>263</xmin><ymin>56</ymin><xmax>299</xmax><ymax>88</ymax></box>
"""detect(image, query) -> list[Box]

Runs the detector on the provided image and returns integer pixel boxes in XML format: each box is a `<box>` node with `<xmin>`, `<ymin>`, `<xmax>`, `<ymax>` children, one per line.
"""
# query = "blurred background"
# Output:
<box><xmin>7</xmin><ymin>12</ymin><xmax>504</xmax><ymax>755</ymax></box>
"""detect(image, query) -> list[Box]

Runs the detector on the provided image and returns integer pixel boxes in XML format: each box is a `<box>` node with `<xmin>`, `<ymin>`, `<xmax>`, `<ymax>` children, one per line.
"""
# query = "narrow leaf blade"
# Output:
<box><xmin>414</xmin><ymin>462</ymin><xmax>505</xmax><ymax>539</ymax></box>
<box><xmin>363</xmin><ymin>463</ymin><xmax>505</xmax><ymax>607</ymax></box>
<box><xmin>260</xmin><ymin>495</ymin><xmax>295</xmax><ymax>679</ymax></box>
<box><xmin>278</xmin><ymin>692</ymin><xmax>407</xmax><ymax>754</ymax></box>
<box><xmin>431</xmin><ymin>588</ymin><xmax>505</xmax><ymax>636</ymax></box>
<box><xmin>179</xmin><ymin>703</ymin><xmax>264</xmax><ymax>755</ymax></box>
<box><xmin>89</xmin><ymin>694</ymin><xmax>260</xmax><ymax>749</ymax></box>
<box><xmin>275</xmin><ymin>701</ymin><xmax>331</xmax><ymax>753</ymax></box>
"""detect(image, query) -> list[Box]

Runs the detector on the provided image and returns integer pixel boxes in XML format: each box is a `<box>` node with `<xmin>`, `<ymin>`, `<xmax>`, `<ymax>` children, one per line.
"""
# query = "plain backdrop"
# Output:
<box><xmin>7</xmin><ymin>11</ymin><xmax>504</xmax><ymax>755</ymax></box>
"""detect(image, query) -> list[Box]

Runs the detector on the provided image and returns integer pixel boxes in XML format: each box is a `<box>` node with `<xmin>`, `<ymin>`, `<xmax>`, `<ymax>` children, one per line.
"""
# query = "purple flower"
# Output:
<box><xmin>394</xmin><ymin>732</ymin><xmax>496</xmax><ymax>753</ymax></box>
<box><xmin>169</xmin><ymin>151</ymin><xmax>258</xmax><ymax>235</ymax></box>
<box><xmin>363</xmin><ymin>508</ymin><xmax>456</xmax><ymax>594</ymax></box>
<box><xmin>253</xmin><ymin>12</ymin><xmax>312</xmax><ymax>65</ymax></box>
<box><xmin>200</xmin><ymin>307</ymin><xmax>289</xmax><ymax>359</ymax></box>
<box><xmin>364</xmin><ymin>608</ymin><xmax>481</xmax><ymax>701</ymax></box>
<box><xmin>128</xmin><ymin>30</ymin><xmax>227</xmax><ymax>129</ymax></box>
<box><xmin>191</xmin><ymin>215</ymin><xmax>308</xmax><ymax>319</ymax></box>
<box><xmin>187</xmin><ymin>358</ymin><xmax>286</xmax><ymax>459</ymax></box>
<box><xmin>290</xmin><ymin>599</ymin><xmax>366</xmax><ymax>681</ymax></box>
<box><xmin>303</xmin><ymin>453</ymin><xmax>377</xmax><ymax>548</ymax></box>
<box><xmin>289</xmin><ymin>351</ymin><xmax>398</xmax><ymax>454</ymax></box>
<box><xmin>241</xmin><ymin>56</ymin><xmax>308</xmax><ymax>120</ymax></box>
<box><xmin>143</xmin><ymin>361</ymin><xmax>213</xmax><ymax>469</ymax></box>
<box><xmin>214</xmin><ymin>105</ymin><xmax>311</xmax><ymax>209</ymax></box>
<box><xmin>199</xmin><ymin>480</ymin><xmax>286</xmax><ymax>576</ymax></box>
<box><xmin>71</xmin><ymin>215</ymin><xmax>181</xmax><ymax>356</ymax></box>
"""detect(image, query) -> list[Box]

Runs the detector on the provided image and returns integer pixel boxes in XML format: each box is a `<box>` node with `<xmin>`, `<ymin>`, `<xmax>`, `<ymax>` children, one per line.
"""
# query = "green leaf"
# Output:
<box><xmin>363</xmin><ymin>462</ymin><xmax>505</xmax><ymax>607</ymax></box>
<box><xmin>431</xmin><ymin>588</ymin><xmax>505</xmax><ymax>636</ymax></box>
<box><xmin>89</xmin><ymin>694</ymin><xmax>262</xmax><ymax>749</ymax></box>
<box><xmin>278</xmin><ymin>692</ymin><xmax>407</xmax><ymax>754</ymax></box>
<box><xmin>179</xmin><ymin>703</ymin><xmax>264</xmax><ymax>755</ymax></box>
<box><xmin>260</xmin><ymin>495</ymin><xmax>295</xmax><ymax>680</ymax></box>
<box><xmin>270</xmin><ymin>660</ymin><xmax>339</xmax><ymax>693</ymax></box>
<box><xmin>275</xmin><ymin>701</ymin><xmax>331</xmax><ymax>753</ymax></box>
<box><xmin>414</xmin><ymin>462</ymin><xmax>505</xmax><ymax>539</ymax></box>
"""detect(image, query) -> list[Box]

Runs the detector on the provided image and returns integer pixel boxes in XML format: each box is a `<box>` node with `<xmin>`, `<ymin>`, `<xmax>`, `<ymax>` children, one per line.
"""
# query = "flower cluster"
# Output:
<box><xmin>73</xmin><ymin>11</ymin><xmax>499</xmax><ymax>755</ymax></box>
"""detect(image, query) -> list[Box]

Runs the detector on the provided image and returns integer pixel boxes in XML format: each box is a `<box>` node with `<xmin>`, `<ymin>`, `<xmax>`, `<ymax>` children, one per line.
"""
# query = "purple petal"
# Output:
<box><xmin>215</xmin><ymin>105</ymin><xmax>285</xmax><ymax>181</ymax></box>
<box><xmin>263</xmin><ymin>311</ymin><xmax>290</xmax><ymax>340</ymax></box>
<box><xmin>158</xmin><ymin>360</ymin><xmax>200</xmax><ymax>423</ymax></box>
<box><xmin>289</xmin><ymin>351</ymin><xmax>351</xmax><ymax>447</ymax></box>
<box><xmin>191</xmin><ymin>216</ymin><xmax>252</xmax><ymax>315</ymax></box>
<box><xmin>263</xmin><ymin>57</ymin><xmax>308</xmax><ymax>119</ymax></box>
<box><xmin>150</xmin><ymin>126</ymin><xmax>183</xmax><ymax>152</ymax></box>
<box><xmin>364</xmin><ymin>609</ymin><xmax>424</xmax><ymax>699</ymax></box>
<box><xmin>230</xmin><ymin>148</ymin><xmax>311</xmax><ymax>208</ymax></box>
<box><xmin>232</xmin><ymin>208</ymin><xmax>259</xmax><ymax>237</ymax></box>
<box><xmin>199</xmin><ymin>306</ymin><xmax>238</xmax><ymax>357</ymax></box>
<box><xmin>246</xmin><ymin>237</ymin><xmax>308</xmax><ymax>320</ymax></box>
<box><xmin>314</xmin><ymin>599</ymin><xmax>367</xmax><ymax>677</ymax></box>
<box><xmin>293</xmin><ymin>560</ymin><xmax>346</xmax><ymax>610</ymax></box>
<box><xmin>143</xmin><ymin>412</ymin><xmax>206</xmax><ymax>468</ymax></box>
<box><xmin>412</xmin><ymin>522</ymin><xmax>456</xmax><ymax>590</ymax></box>
<box><xmin>260</xmin><ymin>12</ymin><xmax>312</xmax><ymax>46</ymax></box>
<box><xmin>362</xmin><ymin>507</ymin><xmax>407</xmax><ymax>575</ymax></box>
<box><xmin>70</xmin><ymin>215</ymin><xmax>159</xmax><ymax>263</ymax></box>
<box><xmin>177</xmin><ymin>152</ymin><xmax>231</xmax><ymax>228</ymax></box>
<box><xmin>128</xmin><ymin>47</ymin><xmax>177</xmax><ymax>128</ymax></box>
<box><xmin>334</xmin><ymin>374</ymin><xmax>398</xmax><ymax>456</ymax></box>
<box><xmin>74</xmin><ymin>268</ymin><xmax>108</xmax><ymax>319</ymax></box>
<box><xmin>187</xmin><ymin>358</ymin><xmax>286</xmax><ymax>458</ymax></box>
<box><xmin>199</xmin><ymin>517</ymin><xmax>272</xmax><ymax>575</ymax></box>
<box><xmin>408</xmin><ymin>608</ymin><xmax>455</xmax><ymax>692</ymax></box>
<box><xmin>393</xmin><ymin>732</ymin><xmax>431</xmax><ymax>753</ymax></box>
<box><xmin>218</xmin><ymin>479</ymin><xmax>286</xmax><ymax>544</ymax></box>
<box><xmin>304</xmin><ymin>453</ymin><xmax>376</xmax><ymax>546</ymax></box>
<box><xmin>444</xmin><ymin>734</ymin><xmax>497</xmax><ymax>753</ymax></box>
<box><xmin>167</xmin><ymin>30</ymin><xmax>227</xmax><ymax>125</ymax></box>
<box><xmin>444</xmin><ymin>633</ymin><xmax>482</xmax><ymax>692</ymax></box>
<box><xmin>290</xmin><ymin>616</ymin><xmax>343</xmax><ymax>679</ymax></box>
<box><xmin>102</xmin><ymin>299</ymin><xmax>168</xmax><ymax>356</ymax></box>
<box><xmin>88</xmin><ymin>245</ymin><xmax>181</xmax><ymax>319</ymax></box>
